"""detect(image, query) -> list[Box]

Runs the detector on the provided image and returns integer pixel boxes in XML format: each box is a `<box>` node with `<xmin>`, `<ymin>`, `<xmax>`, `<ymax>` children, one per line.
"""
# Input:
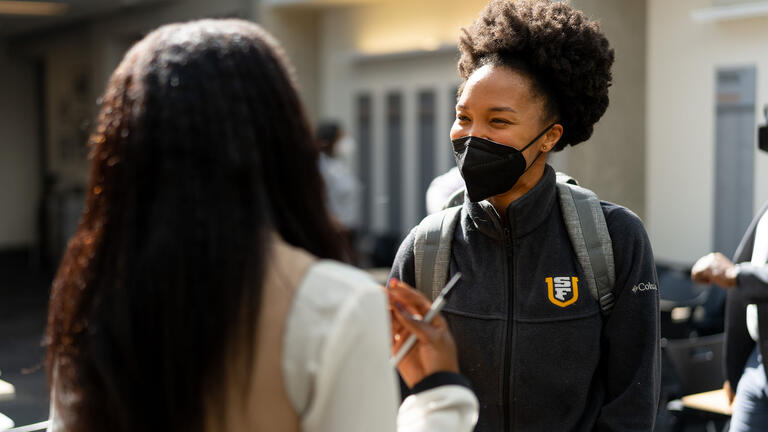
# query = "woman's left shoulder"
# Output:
<box><xmin>298</xmin><ymin>261</ymin><xmax>386</xmax><ymax>318</ymax></box>
<box><xmin>310</xmin><ymin>261</ymin><xmax>383</xmax><ymax>296</ymax></box>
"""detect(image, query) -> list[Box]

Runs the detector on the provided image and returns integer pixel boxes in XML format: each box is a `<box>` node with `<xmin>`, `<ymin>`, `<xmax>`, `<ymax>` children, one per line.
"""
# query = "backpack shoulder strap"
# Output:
<box><xmin>413</xmin><ymin>205</ymin><xmax>462</xmax><ymax>300</ymax></box>
<box><xmin>556</xmin><ymin>181</ymin><xmax>617</xmax><ymax>315</ymax></box>
<box><xmin>442</xmin><ymin>188</ymin><xmax>466</xmax><ymax>210</ymax></box>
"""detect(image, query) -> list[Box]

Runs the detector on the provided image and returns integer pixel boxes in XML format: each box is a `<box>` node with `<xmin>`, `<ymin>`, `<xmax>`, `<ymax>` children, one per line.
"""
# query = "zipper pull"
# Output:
<box><xmin>503</xmin><ymin>227</ymin><xmax>512</xmax><ymax>254</ymax></box>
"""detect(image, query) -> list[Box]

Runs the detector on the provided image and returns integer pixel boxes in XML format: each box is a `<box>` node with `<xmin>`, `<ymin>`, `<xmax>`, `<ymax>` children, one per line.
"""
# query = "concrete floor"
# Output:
<box><xmin>0</xmin><ymin>252</ymin><xmax>51</xmax><ymax>427</ymax></box>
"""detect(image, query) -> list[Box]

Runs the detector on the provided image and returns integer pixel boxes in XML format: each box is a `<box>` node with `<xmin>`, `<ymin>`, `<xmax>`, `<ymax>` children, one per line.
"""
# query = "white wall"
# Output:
<box><xmin>0</xmin><ymin>42</ymin><xmax>39</xmax><ymax>249</ymax></box>
<box><xmin>647</xmin><ymin>0</ymin><xmax>768</xmax><ymax>264</ymax></box>
<box><xmin>258</xmin><ymin>5</ymin><xmax>321</xmax><ymax>122</ymax></box>
<box><xmin>560</xmin><ymin>0</ymin><xmax>647</xmax><ymax>220</ymax></box>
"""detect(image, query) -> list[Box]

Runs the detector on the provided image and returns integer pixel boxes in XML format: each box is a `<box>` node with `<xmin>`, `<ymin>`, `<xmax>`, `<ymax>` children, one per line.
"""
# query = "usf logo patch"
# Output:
<box><xmin>546</xmin><ymin>276</ymin><xmax>579</xmax><ymax>308</ymax></box>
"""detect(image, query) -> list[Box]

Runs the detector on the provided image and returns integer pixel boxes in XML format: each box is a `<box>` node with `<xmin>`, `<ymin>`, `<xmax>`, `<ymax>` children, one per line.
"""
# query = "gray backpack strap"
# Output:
<box><xmin>442</xmin><ymin>188</ymin><xmax>466</xmax><ymax>210</ymax></box>
<box><xmin>413</xmin><ymin>206</ymin><xmax>462</xmax><ymax>300</ymax></box>
<box><xmin>556</xmin><ymin>182</ymin><xmax>617</xmax><ymax>315</ymax></box>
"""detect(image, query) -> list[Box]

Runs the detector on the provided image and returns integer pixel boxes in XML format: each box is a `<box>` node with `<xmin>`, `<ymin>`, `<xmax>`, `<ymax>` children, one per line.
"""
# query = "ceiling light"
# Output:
<box><xmin>0</xmin><ymin>1</ymin><xmax>69</xmax><ymax>16</ymax></box>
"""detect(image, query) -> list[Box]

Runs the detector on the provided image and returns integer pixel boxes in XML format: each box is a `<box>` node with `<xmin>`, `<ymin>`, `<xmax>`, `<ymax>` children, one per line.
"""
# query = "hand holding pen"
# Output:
<box><xmin>387</xmin><ymin>276</ymin><xmax>460</xmax><ymax>388</ymax></box>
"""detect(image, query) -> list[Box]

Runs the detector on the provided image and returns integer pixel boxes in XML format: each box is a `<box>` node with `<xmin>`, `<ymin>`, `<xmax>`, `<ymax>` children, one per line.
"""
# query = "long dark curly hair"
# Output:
<box><xmin>458</xmin><ymin>0</ymin><xmax>614</xmax><ymax>150</ymax></box>
<box><xmin>45</xmin><ymin>19</ymin><xmax>347</xmax><ymax>432</ymax></box>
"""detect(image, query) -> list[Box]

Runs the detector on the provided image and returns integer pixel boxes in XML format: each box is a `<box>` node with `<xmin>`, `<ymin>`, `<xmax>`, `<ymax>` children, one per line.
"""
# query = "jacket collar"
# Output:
<box><xmin>465</xmin><ymin>164</ymin><xmax>557</xmax><ymax>240</ymax></box>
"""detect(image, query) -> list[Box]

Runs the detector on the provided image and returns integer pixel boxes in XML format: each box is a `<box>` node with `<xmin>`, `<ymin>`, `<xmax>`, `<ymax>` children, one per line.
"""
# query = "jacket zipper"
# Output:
<box><xmin>502</xmin><ymin>224</ymin><xmax>515</xmax><ymax>431</ymax></box>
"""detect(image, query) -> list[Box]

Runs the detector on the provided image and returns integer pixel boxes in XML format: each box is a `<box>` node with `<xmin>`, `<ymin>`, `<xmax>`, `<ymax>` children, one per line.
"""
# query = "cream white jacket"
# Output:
<box><xmin>285</xmin><ymin>260</ymin><xmax>478</xmax><ymax>432</ymax></box>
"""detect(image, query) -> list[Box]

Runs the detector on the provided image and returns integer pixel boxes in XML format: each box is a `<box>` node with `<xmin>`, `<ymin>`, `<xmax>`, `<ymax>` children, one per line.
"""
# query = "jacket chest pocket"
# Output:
<box><xmin>442</xmin><ymin>308</ymin><xmax>507</xmax><ymax>407</ymax></box>
<box><xmin>513</xmin><ymin>312</ymin><xmax>603</xmax><ymax>428</ymax></box>
<box><xmin>439</xmin><ymin>266</ymin><xmax>509</xmax><ymax>405</ymax></box>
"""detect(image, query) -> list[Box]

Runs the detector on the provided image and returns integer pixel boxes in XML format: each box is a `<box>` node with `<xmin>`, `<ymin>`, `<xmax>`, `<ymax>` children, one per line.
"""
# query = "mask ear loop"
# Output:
<box><xmin>522</xmin><ymin>123</ymin><xmax>557</xmax><ymax>172</ymax></box>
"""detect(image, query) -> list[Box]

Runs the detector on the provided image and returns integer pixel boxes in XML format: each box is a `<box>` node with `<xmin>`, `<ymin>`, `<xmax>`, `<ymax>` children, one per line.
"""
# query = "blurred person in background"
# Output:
<box><xmin>44</xmin><ymin>19</ymin><xmax>478</xmax><ymax>432</ymax></box>
<box><xmin>316</xmin><ymin>122</ymin><xmax>362</xmax><ymax>262</ymax></box>
<box><xmin>425</xmin><ymin>167</ymin><xmax>464</xmax><ymax>215</ymax></box>
<box><xmin>692</xmin><ymin>196</ymin><xmax>768</xmax><ymax>430</ymax></box>
<box><xmin>389</xmin><ymin>1</ymin><xmax>660</xmax><ymax>430</ymax></box>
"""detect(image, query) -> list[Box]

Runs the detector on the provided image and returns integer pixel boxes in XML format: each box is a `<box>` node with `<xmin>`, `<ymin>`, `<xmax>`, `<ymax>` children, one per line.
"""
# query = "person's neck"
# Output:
<box><xmin>488</xmin><ymin>160</ymin><xmax>547</xmax><ymax>220</ymax></box>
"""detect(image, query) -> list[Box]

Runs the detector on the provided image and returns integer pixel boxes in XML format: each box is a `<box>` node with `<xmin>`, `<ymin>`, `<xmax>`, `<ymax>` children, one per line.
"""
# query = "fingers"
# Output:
<box><xmin>692</xmin><ymin>253</ymin><xmax>714</xmax><ymax>270</ymax></box>
<box><xmin>391</xmin><ymin>316</ymin><xmax>404</xmax><ymax>342</ymax></box>
<box><xmin>385</xmin><ymin>286</ymin><xmax>410</xmax><ymax>353</ymax></box>
<box><xmin>387</xmin><ymin>278</ymin><xmax>451</xmax><ymax>331</ymax></box>
<box><xmin>392</xmin><ymin>313</ymin><xmax>404</xmax><ymax>336</ymax></box>
<box><xmin>692</xmin><ymin>255</ymin><xmax>714</xmax><ymax>283</ymax></box>
<box><xmin>392</xmin><ymin>329</ymin><xmax>408</xmax><ymax>353</ymax></box>
<box><xmin>389</xmin><ymin>307</ymin><xmax>409</xmax><ymax>353</ymax></box>
<box><xmin>723</xmin><ymin>380</ymin><xmax>736</xmax><ymax>405</ymax></box>
<box><xmin>392</xmin><ymin>301</ymin><xmax>440</xmax><ymax>343</ymax></box>
<box><xmin>692</xmin><ymin>272</ymin><xmax>711</xmax><ymax>284</ymax></box>
<box><xmin>383</xmin><ymin>285</ymin><xmax>406</xmax><ymax>327</ymax></box>
<box><xmin>714</xmin><ymin>252</ymin><xmax>733</xmax><ymax>265</ymax></box>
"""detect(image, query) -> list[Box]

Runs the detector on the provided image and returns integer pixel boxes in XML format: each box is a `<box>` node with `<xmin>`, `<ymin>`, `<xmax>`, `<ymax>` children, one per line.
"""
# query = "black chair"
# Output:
<box><xmin>662</xmin><ymin>333</ymin><xmax>729</xmax><ymax>432</ymax></box>
<box><xmin>657</xmin><ymin>262</ymin><xmax>709</xmax><ymax>340</ymax></box>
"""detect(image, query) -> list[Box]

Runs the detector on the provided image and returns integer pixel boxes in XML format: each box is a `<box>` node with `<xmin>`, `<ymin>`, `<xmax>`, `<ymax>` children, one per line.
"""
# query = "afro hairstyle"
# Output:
<box><xmin>458</xmin><ymin>0</ymin><xmax>614</xmax><ymax>150</ymax></box>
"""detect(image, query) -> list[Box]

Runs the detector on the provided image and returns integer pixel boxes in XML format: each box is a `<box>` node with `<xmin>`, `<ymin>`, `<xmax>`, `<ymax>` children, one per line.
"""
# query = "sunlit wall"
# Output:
<box><xmin>647</xmin><ymin>0</ymin><xmax>768</xmax><ymax>263</ymax></box>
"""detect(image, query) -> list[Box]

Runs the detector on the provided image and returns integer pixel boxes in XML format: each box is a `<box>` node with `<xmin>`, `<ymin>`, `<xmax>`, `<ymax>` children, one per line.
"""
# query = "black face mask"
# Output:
<box><xmin>452</xmin><ymin>124</ymin><xmax>555</xmax><ymax>202</ymax></box>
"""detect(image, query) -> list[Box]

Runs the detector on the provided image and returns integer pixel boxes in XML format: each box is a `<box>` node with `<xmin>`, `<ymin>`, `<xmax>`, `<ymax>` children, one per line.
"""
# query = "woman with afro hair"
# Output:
<box><xmin>389</xmin><ymin>1</ymin><xmax>660</xmax><ymax>430</ymax></box>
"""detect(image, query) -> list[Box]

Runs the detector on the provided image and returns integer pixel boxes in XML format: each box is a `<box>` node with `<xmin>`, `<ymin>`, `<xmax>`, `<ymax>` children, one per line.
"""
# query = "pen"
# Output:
<box><xmin>390</xmin><ymin>272</ymin><xmax>462</xmax><ymax>367</ymax></box>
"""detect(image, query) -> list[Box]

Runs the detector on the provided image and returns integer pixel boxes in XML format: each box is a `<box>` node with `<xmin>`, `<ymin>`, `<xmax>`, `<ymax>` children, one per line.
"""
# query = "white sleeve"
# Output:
<box><xmin>301</xmin><ymin>287</ymin><xmax>400</xmax><ymax>432</ymax></box>
<box><xmin>293</xmin><ymin>264</ymin><xmax>479</xmax><ymax>432</ymax></box>
<box><xmin>398</xmin><ymin>385</ymin><xmax>479</xmax><ymax>432</ymax></box>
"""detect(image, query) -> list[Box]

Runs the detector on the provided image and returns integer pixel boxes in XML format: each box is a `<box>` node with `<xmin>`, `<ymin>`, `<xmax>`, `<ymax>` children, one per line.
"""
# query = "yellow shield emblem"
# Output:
<box><xmin>546</xmin><ymin>276</ymin><xmax>579</xmax><ymax>308</ymax></box>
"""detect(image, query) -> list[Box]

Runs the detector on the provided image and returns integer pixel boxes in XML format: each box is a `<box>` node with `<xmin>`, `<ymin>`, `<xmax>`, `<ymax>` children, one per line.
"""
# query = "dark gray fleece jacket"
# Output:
<box><xmin>390</xmin><ymin>166</ymin><xmax>660</xmax><ymax>432</ymax></box>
